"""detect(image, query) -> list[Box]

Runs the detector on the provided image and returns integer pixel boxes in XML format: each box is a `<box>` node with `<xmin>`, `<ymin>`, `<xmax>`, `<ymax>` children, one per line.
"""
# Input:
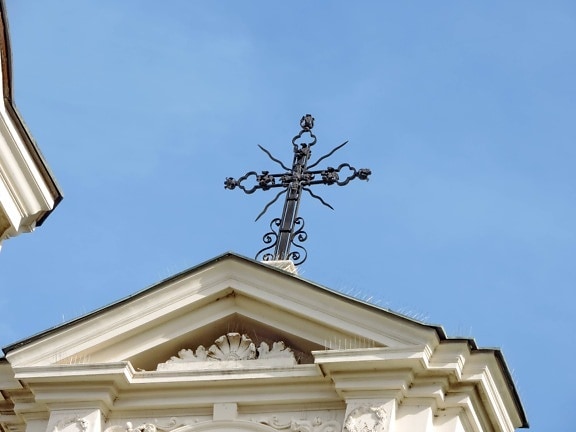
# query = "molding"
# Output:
<box><xmin>0</xmin><ymin>0</ymin><xmax>62</xmax><ymax>249</ymax></box>
<box><xmin>4</xmin><ymin>260</ymin><xmax>440</xmax><ymax>368</ymax></box>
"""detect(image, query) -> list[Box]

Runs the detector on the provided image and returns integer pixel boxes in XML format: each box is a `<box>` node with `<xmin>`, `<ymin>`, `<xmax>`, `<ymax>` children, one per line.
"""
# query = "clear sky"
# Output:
<box><xmin>1</xmin><ymin>1</ymin><xmax>575</xmax><ymax>430</ymax></box>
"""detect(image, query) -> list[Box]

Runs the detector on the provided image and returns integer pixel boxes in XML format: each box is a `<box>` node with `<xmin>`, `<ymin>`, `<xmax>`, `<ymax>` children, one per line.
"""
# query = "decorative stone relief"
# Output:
<box><xmin>344</xmin><ymin>405</ymin><xmax>389</xmax><ymax>432</ymax></box>
<box><xmin>257</xmin><ymin>341</ymin><xmax>294</xmax><ymax>360</ymax></box>
<box><xmin>104</xmin><ymin>418</ymin><xmax>187</xmax><ymax>432</ymax></box>
<box><xmin>127</xmin><ymin>423</ymin><xmax>156</xmax><ymax>432</ymax></box>
<box><xmin>106</xmin><ymin>417</ymin><xmax>341</xmax><ymax>432</ymax></box>
<box><xmin>155</xmin><ymin>418</ymin><xmax>188</xmax><ymax>431</ymax></box>
<box><xmin>208</xmin><ymin>333</ymin><xmax>256</xmax><ymax>361</ymax></box>
<box><xmin>53</xmin><ymin>417</ymin><xmax>88</xmax><ymax>432</ymax></box>
<box><xmin>157</xmin><ymin>333</ymin><xmax>296</xmax><ymax>370</ymax></box>
<box><xmin>257</xmin><ymin>416</ymin><xmax>340</xmax><ymax>432</ymax></box>
<box><xmin>291</xmin><ymin>418</ymin><xmax>340</xmax><ymax>432</ymax></box>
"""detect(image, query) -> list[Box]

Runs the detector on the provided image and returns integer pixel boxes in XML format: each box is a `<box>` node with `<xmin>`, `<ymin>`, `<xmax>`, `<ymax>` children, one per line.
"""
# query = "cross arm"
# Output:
<box><xmin>224</xmin><ymin>170</ymin><xmax>290</xmax><ymax>194</ymax></box>
<box><xmin>305</xmin><ymin>164</ymin><xmax>371</xmax><ymax>186</ymax></box>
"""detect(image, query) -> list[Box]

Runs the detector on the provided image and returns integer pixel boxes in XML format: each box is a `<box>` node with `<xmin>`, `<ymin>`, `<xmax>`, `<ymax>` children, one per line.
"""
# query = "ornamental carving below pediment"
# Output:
<box><xmin>106</xmin><ymin>417</ymin><xmax>339</xmax><ymax>432</ymax></box>
<box><xmin>157</xmin><ymin>333</ymin><xmax>296</xmax><ymax>370</ymax></box>
<box><xmin>257</xmin><ymin>416</ymin><xmax>340</xmax><ymax>432</ymax></box>
<box><xmin>53</xmin><ymin>417</ymin><xmax>88</xmax><ymax>432</ymax></box>
<box><xmin>104</xmin><ymin>417</ymin><xmax>187</xmax><ymax>432</ymax></box>
<box><xmin>344</xmin><ymin>405</ymin><xmax>389</xmax><ymax>432</ymax></box>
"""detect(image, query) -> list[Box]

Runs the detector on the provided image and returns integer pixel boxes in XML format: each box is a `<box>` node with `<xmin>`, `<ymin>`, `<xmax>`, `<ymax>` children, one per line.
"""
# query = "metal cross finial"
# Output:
<box><xmin>224</xmin><ymin>114</ymin><xmax>371</xmax><ymax>265</ymax></box>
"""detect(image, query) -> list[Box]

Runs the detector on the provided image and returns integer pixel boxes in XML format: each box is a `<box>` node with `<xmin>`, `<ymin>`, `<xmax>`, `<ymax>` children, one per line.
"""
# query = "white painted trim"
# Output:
<box><xmin>0</xmin><ymin>106</ymin><xmax>58</xmax><ymax>243</ymax></box>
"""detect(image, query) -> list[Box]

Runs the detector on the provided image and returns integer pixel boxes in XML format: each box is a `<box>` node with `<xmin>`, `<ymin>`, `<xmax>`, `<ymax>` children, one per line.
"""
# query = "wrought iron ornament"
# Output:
<box><xmin>225</xmin><ymin>114</ymin><xmax>371</xmax><ymax>265</ymax></box>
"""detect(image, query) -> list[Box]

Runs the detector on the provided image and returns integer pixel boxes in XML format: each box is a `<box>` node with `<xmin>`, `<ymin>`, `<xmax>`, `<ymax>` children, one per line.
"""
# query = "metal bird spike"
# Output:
<box><xmin>224</xmin><ymin>114</ymin><xmax>371</xmax><ymax>265</ymax></box>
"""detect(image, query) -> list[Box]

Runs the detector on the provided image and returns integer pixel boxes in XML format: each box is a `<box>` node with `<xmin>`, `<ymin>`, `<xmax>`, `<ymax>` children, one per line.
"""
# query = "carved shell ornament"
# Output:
<box><xmin>160</xmin><ymin>332</ymin><xmax>296</xmax><ymax>367</ymax></box>
<box><xmin>209</xmin><ymin>333</ymin><xmax>256</xmax><ymax>360</ymax></box>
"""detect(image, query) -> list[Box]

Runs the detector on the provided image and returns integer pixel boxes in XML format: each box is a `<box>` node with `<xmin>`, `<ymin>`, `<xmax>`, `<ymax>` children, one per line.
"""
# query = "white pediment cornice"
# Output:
<box><xmin>4</xmin><ymin>255</ymin><xmax>440</xmax><ymax>369</ymax></box>
<box><xmin>11</xmin><ymin>361</ymin><xmax>337</xmax><ymax>413</ymax></box>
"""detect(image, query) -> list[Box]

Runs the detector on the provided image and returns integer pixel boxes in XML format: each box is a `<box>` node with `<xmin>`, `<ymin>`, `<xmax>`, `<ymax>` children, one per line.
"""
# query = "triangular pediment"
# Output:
<box><xmin>4</xmin><ymin>253</ymin><xmax>439</xmax><ymax>370</ymax></box>
<box><xmin>1</xmin><ymin>253</ymin><xmax>528</xmax><ymax>431</ymax></box>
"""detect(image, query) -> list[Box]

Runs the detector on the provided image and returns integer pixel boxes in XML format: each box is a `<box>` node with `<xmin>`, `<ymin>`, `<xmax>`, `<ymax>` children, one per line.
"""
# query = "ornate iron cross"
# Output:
<box><xmin>224</xmin><ymin>114</ymin><xmax>371</xmax><ymax>265</ymax></box>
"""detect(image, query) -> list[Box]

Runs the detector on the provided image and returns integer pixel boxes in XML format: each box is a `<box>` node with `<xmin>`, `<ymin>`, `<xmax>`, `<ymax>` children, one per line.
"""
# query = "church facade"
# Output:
<box><xmin>0</xmin><ymin>0</ymin><xmax>62</xmax><ymax>250</ymax></box>
<box><xmin>0</xmin><ymin>253</ymin><xmax>528</xmax><ymax>432</ymax></box>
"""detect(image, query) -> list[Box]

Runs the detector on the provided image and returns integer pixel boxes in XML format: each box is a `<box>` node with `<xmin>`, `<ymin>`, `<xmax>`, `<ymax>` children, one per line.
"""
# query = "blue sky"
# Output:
<box><xmin>1</xmin><ymin>1</ymin><xmax>575</xmax><ymax>430</ymax></box>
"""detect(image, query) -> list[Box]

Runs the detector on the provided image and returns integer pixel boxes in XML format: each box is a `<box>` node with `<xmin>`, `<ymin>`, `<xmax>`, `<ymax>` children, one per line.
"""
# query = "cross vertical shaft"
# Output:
<box><xmin>275</xmin><ymin>139</ymin><xmax>310</xmax><ymax>260</ymax></box>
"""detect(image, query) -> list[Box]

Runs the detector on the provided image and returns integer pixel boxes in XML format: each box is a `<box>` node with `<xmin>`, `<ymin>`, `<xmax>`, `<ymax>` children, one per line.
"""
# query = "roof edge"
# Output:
<box><xmin>0</xmin><ymin>0</ymin><xmax>63</xmax><ymax>221</ymax></box>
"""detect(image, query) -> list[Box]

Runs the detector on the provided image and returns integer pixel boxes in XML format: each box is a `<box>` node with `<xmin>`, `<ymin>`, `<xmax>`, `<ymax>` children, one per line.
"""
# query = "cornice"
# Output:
<box><xmin>12</xmin><ymin>362</ymin><xmax>338</xmax><ymax>413</ymax></box>
<box><xmin>0</xmin><ymin>0</ymin><xmax>62</xmax><ymax>247</ymax></box>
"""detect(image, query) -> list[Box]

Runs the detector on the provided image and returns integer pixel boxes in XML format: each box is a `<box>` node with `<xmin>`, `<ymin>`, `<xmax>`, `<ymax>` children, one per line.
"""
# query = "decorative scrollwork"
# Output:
<box><xmin>258</xmin><ymin>417</ymin><xmax>291</xmax><ymax>430</ymax></box>
<box><xmin>155</xmin><ymin>418</ymin><xmax>185</xmax><ymax>432</ymax></box>
<box><xmin>292</xmin><ymin>419</ymin><xmax>341</xmax><ymax>432</ymax></box>
<box><xmin>255</xmin><ymin>218</ymin><xmax>281</xmax><ymax>262</ymax></box>
<box><xmin>225</xmin><ymin>114</ymin><xmax>371</xmax><ymax>265</ymax></box>
<box><xmin>255</xmin><ymin>217</ymin><xmax>308</xmax><ymax>266</ymax></box>
<box><xmin>318</xmin><ymin>163</ymin><xmax>372</xmax><ymax>187</ymax></box>
<box><xmin>104</xmin><ymin>418</ymin><xmax>187</xmax><ymax>432</ymax></box>
<box><xmin>257</xmin><ymin>416</ymin><xmax>341</xmax><ymax>432</ymax></box>
<box><xmin>287</xmin><ymin>218</ymin><xmax>308</xmax><ymax>265</ymax></box>
<box><xmin>224</xmin><ymin>171</ymin><xmax>276</xmax><ymax>195</ymax></box>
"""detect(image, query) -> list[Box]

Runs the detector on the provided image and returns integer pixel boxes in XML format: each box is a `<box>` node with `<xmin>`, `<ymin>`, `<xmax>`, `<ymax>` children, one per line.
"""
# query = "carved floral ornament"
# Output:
<box><xmin>156</xmin><ymin>333</ymin><xmax>296</xmax><ymax>370</ymax></box>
